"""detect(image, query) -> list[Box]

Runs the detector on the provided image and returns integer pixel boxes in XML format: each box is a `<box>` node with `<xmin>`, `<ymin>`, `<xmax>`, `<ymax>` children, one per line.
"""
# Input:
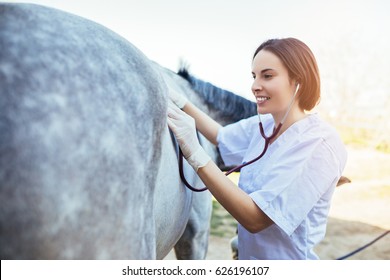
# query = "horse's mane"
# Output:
<box><xmin>177</xmin><ymin>68</ymin><xmax>257</xmax><ymax>123</ymax></box>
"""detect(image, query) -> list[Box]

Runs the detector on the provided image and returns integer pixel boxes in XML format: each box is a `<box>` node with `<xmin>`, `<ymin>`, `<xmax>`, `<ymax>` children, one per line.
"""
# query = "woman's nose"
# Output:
<box><xmin>251</xmin><ymin>79</ymin><xmax>262</xmax><ymax>94</ymax></box>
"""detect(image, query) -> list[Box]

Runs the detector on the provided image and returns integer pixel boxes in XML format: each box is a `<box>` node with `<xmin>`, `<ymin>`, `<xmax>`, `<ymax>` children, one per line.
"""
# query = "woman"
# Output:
<box><xmin>167</xmin><ymin>38</ymin><xmax>347</xmax><ymax>260</ymax></box>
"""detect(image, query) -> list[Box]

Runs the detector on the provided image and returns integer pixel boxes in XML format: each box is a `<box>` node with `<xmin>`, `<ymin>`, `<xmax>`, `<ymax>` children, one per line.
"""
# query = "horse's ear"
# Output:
<box><xmin>336</xmin><ymin>176</ymin><xmax>351</xmax><ymax>187</ymax></box>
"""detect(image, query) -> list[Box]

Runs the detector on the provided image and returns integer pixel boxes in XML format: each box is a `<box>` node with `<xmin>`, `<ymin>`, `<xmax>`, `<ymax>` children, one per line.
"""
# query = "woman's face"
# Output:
<box><xmin>251</xmin><ymin>50</ymin><xmax>298</xmax><ymax>121</ymax></box>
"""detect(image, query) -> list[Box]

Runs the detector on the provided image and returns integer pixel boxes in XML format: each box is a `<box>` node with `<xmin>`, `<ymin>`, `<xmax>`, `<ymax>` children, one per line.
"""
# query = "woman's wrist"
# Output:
<box><xmin>186</xmin><ymin>146</ymin><xmax>211</xmax><ymax>172</ymax></box>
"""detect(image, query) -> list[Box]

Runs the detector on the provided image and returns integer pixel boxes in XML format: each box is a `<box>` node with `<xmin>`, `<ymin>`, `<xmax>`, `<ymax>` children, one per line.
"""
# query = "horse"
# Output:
<box><xmin>0</xmin><ymin>3</ymin><xmax>257</xmax><ymax>259</ymax></box>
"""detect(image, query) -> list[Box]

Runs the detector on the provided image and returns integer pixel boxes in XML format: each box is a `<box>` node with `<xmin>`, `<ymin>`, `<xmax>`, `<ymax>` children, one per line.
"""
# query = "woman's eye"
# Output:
<box><xmin>264</xmin><ymin>74</ymin><xmax>273</xmax><ymax>79</ymax></box>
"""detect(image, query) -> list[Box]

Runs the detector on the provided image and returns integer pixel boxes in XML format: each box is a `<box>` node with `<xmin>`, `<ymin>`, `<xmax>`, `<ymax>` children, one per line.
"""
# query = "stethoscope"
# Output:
<box><xmin>179</xmin><ymin>84</ymin><xmax>300</xmax><ymax>192</ymax></box>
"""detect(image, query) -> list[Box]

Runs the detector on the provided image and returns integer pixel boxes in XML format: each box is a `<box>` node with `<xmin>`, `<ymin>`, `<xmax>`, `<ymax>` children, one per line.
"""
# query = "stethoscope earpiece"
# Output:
<box><xmin>295</xmin><ymin>83</ymin><xmax>300</xmax><ymax>93</ymax></box>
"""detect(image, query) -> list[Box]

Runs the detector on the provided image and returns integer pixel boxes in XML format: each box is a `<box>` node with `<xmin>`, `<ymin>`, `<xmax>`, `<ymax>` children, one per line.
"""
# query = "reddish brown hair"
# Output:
<box><xmin>253</xmin><ymin>38</ymin><xmax>320</xmax><ymax>111</ymax></box>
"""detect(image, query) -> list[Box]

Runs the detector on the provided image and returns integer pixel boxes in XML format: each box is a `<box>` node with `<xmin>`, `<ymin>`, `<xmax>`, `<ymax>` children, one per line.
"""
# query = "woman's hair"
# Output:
<box><xmin>253</xmin><ymin>38</ymin><xmax>320</xmax><ymax>111</ymax></box>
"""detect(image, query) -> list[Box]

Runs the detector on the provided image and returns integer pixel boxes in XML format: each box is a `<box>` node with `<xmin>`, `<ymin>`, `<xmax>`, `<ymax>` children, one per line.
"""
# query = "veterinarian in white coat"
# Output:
<box><xmin>168</xmin><ymin>38</ymin><xmax>347</xmax><ymax>259</ymax></box>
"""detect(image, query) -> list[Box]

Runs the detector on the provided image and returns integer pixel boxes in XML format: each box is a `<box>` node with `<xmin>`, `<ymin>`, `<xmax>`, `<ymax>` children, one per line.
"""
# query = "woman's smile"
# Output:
<box><xmin>256</xmin><ymin>96</ymin><xmax>270</xmax><ymax>105</ymax></box>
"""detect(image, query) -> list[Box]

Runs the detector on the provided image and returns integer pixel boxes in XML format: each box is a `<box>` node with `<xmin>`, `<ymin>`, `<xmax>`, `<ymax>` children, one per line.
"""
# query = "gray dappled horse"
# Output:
<box><xmin>0</xmin><ymin>3</ymin><xmax>256</xmax><ymax>259</ymax></box>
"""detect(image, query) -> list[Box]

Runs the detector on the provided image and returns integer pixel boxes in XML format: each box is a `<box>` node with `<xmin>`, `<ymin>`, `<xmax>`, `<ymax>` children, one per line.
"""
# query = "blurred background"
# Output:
<box><xmin>4</xmin><ymin>0</ymin><xmax>389</xmax><ymax>259</ymax></box>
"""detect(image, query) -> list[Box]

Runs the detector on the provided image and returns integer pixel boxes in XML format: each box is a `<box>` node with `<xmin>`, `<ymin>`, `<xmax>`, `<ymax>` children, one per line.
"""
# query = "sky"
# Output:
<box><xmin>3</xmin><ymin>0</ymin><xmax>390</xmax><ymax>120</ymax></box>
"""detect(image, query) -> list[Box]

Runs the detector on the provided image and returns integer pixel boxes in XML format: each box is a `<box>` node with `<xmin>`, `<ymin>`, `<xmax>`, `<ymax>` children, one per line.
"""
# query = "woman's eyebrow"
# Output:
<box><xmin>252</xmin><ymin>68</ymin><xmax>274</xmax><ymax>76</ymax></box>
<box><xmin>261</xmin><ymin>68</ymin><xmax>274</xmax><ymax>73</ymax></box>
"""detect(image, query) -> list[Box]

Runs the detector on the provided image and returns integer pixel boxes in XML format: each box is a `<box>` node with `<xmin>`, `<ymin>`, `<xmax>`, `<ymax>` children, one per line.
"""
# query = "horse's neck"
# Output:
<box><xmin>158</xmin><ymin>66</ymin><xmax>257</xmax><ymax>126</ymax></box>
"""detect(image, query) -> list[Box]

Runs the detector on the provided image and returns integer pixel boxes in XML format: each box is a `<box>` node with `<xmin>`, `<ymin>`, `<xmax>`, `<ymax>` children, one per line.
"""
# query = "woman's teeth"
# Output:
<box><xmin>257</xmin><ymin>96</ymin><xmax>270</xmax><ymax>103</ymax></box>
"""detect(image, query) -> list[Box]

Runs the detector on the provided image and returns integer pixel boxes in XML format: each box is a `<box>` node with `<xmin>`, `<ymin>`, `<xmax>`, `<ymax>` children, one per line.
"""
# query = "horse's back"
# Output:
<box><xmin>0</xmin><ymin>3</ymin><xmax>166</xmax><ymax>259</ymax></box>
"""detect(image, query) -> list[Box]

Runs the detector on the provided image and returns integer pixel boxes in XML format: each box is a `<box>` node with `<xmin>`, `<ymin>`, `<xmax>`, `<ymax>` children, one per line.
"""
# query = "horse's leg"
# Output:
<box><xmin>230</xmin><ymin>235</ymin><xmax>239</xmax><ymax>260</ymax></box>
<box><xmin>153</xmin><ymin>127</ymin><xmax>194</xmax><ymax>259</ymax></box>
<box><xmin>171</xmin><ymin>128</ymin><xmax>215</xmax><ymax>259</ymax></box>
<box><xmin>174</xmin><ymin>191</ymin><xmax>212</xmax><ymax>259</ymax></box>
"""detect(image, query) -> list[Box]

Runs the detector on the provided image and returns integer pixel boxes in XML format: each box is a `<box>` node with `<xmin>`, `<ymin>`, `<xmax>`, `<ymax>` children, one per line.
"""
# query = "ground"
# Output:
<box><xmin>166</xmin><ymin>146</ymin><xmax>390</xmax><ymax>260</ymax></box>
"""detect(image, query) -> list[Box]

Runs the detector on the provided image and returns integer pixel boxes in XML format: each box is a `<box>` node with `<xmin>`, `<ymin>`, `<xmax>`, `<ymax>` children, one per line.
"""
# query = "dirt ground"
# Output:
<box><xmin>166</xmin><ymin>146</ymin><xmax>390</xmax><ymax>260</ymax></box>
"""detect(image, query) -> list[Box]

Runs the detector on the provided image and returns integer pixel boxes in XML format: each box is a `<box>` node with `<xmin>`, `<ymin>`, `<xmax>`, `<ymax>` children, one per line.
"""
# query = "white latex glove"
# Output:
<box><xmin>167</xmin><ymin>102</ymin><xmax>211</xmax><ymax>171</ymax></box>
<box><xmin>169</xmin><ymin>88</ymin><xmax>188</xmax><ymax>109</ymax></box>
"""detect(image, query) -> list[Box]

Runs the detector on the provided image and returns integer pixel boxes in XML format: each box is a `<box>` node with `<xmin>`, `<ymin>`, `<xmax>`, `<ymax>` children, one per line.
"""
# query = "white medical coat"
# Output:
<box><xmin>217</xmin><ymin>114</ymin><xmax>347</xmax><ymax>259</ymax></box>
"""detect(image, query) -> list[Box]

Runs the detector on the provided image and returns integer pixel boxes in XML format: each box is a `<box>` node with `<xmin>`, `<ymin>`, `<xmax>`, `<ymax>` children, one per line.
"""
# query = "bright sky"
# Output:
<box><xmin>3</xmin><ymin>0</ymin><xmax>390</xmax><ymax>118</ymax></box>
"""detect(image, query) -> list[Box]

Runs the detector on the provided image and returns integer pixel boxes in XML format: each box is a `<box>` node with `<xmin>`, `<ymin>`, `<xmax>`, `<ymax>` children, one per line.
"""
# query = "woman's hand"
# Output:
<box><xmin>169</xmin><ymin>89</ymin><xmax>188</xmax><ymax>109</ymax></box>
<box><xmin>167</xmin><ymin>102</ymin><xmax>210</xmax><ymax>171</ymax></box>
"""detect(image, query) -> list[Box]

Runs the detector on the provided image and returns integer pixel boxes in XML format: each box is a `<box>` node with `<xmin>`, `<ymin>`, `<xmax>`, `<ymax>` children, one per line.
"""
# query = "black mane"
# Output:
<box><xmin>178</xmin><ymin>68</ymin><xmax>257</xmax><ymax>124</ymax></box>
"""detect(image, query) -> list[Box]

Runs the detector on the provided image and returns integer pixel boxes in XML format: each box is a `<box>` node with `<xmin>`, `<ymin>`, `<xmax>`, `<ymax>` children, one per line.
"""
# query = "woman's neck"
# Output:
<box><xmin>270</xmin><ymin>107</ymin><xmax>306</xmax><ymax>144</ymax></box>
